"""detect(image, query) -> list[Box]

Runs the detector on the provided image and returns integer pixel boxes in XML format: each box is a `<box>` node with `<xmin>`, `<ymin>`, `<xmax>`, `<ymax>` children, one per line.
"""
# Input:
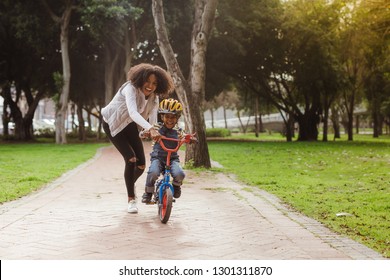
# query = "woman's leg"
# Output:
<box><xmin>103</xmin><ymin>121</ymin><xmax>143</xmax><ymax>201</ymax></box>
<box><xmin>122</xmin><ymin>123</ymin><xmax>146</xmax><ymax>187</ymax></box>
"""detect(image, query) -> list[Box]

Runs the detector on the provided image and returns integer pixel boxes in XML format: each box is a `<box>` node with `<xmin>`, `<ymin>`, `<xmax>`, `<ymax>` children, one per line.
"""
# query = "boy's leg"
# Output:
<box><xmin>170</xmin><ymin>161</ymin><xmax>185</xmax><ymax>198</ymax></box>
<box><xmin>142</xmin><ymin>159</ymin><xmax>162</xmax><ymax>203</ymax></box>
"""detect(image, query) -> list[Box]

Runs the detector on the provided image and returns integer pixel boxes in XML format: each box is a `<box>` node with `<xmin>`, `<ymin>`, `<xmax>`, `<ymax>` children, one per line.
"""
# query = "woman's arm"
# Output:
<box><xmin>148</xmin><ymin>97</ymin><xmax>159</xmax><ymax>127</ymax></box>
<box><xmin>124</xmin><ymin>84</ymin><xmax>153</xmax><ymax>131</ymax></box>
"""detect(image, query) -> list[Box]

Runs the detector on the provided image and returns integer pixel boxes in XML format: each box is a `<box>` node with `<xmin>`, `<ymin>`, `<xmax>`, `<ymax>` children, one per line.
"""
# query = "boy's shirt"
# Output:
<box><xmin>149</xmin><ymin>122</ymin><xmax>185</xmax><ymax>163</ymax></box>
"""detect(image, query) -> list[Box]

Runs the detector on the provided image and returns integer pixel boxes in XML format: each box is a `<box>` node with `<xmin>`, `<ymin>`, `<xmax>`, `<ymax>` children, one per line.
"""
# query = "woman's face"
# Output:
<box><xmin>142</xmin><ymin>74</ymin><xmax>158</xmax><ymax>97</ymax></box>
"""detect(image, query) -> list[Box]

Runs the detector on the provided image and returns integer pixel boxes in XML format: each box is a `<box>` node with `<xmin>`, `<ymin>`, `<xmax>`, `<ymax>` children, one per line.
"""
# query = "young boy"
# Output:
<box><xmin>140</xmin><ymin>98</ymin><xmax>196</xmax><ymax>204</ymax></box>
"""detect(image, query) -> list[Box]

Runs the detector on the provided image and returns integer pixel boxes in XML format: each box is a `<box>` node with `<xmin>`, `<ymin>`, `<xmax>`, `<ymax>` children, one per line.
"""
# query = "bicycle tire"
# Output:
<box><xmin>159</xmin><ymin>187</ymin><xmax>173</xmax><ymax>223</ymax></box>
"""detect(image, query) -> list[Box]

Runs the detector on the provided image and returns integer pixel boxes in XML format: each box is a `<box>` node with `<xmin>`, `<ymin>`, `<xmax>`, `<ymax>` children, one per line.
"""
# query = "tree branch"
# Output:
<box><xmin>40</xmin><ymin>0</ymin><xmax>61</xmax><ymax>23</ymax></box>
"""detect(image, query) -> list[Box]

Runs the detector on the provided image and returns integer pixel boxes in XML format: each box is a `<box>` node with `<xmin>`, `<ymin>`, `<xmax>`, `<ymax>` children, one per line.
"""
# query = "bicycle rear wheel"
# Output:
<box><xmin>159</xmin><ymin>187</ymin><xmax>173</xmax><ymax>223</ymax></box>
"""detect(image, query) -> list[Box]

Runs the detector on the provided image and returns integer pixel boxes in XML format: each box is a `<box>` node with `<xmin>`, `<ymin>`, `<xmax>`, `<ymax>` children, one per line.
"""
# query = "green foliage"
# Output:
<box><xmin>3</xmin><ymin>0</ymin><xmax>389</xmax><ymax>144</ymax></box>
<box><xmin>206</xmin><ymin>128</ymin><xmax>231</xmax><ymax>137</ymax></box>
<box><xmin>208</xmin><ymin>136</ymin><xmax>390</xmax><ymax>258</ymax></box>
<box><xmin>81</xmin><ymin>0</ymin><xmax>144</xmax><ymax>40</ymax></box>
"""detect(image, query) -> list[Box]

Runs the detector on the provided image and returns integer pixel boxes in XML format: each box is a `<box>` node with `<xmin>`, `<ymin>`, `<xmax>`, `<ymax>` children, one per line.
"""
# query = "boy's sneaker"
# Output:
<box><xmin>141</xmin><ymin>192</ymin><xmax>153</xmax><ymax>204</ymax></box>
<box><xmin>173</xmin><ymin>186</ymin><xmax>181</xmax><ymax>198</ymax></box>
<box><xmin>127</xmin><ymin>199</ymin><xmax>138</xmax><ymax>213</ymax></box>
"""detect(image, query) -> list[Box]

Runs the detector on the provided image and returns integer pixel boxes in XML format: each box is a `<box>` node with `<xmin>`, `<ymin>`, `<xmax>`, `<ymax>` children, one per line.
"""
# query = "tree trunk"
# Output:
<box><xmin>331</xmin><ymin>107</ymin><xmax>341</xmax><ymax>140</ymax></box>
<box><xmin>237</xmin><ymin>110</ymin><xmax>243</xmax><ymax>133</ymax></box>
<box><xmin>2</xmin><ymin>84</ymin><xmax>41</xmax><ymax>141</ymax></box>
<box><xmin>152</xmin><ymin>0</ymin><xmax>218</xmax><ymax>168</ymax></box>
<box><xmin>223</xmin><ymin>106</ymin><xmax>227</xmax><ymax>129</ymax></box>
<box><xmin>3</xmin><ymin>87</ymin><xmax>14</xmax><ymax>137</ymax></box>
<box><xmin>2</xmin><ymin>85</ymin><xmax>14</xmax><ymax>137</ymax></box>
<box><xmin>8</xmin><ymin>95</ymin><xmax>23</xmax><ymax>140</ymax></box>
<box><xmin>371</xmin><ymin>95</ymin><xmax>382</xmax><ymax>138</ymax></box>
<box><xmin>237</xmin><ymin>110</ymin><xmax>250</xmax><ymax>133</ymax></box>
<box><xmin>123</xmin><ymin>20</ymin><xmax>137</xmax><ymax>79</ymax></box>
<box><xmin>355</xmin><ymin>114</ymin><xmax>359</xmax><ymax>134</ymax></box>
<box><xmin>279</xmin><ymin>110</ymin><xmax>293</xmax><ymax>142</ymax></box>
<box><xmin>322</xmin><ymin>108</ymin><xmax>329</xmax><ymax>142</ymax></box>
<box><xmin>285</xmin><ymin>116</ymin><xmax>294</xmax><ymax>142</ymax></box>
<box><xmin>372</xmin><ymin>110</ymin><xmax>380</xmax><ymax>138</ymax></box>
<box><xmin>2</xmin><ymin>91</ymin><xmax>10</xmax><ymax>136</ymax></box>
<box><xmin>254</xmin><ymin>96</ymin><xmax>259</xmax><ymax>137</ymax></box>
<box><xmin>22</xmin><ymin>118</ymin><xmax>33</xmax><ymax>141</ymax></box>
<box><xmin>23</xmin><ymin>86</ymin><xmax>43</xmax><ymax>141</ymax></box>
<box><xmin>101</xmin><ymin>19</ymin><xmax>134</xmax><ymax>106</ymax></box>
<box><xmin>56</xmin><ymin>16</ymin><xmax>71</xmax><ymax>144</ymax></box>
<box><xmin>343</xmin><ymin>86</ymin><xmax>356</xmax><ymax>141</ymax></box>
<box><xmin>77</xmin><ymin>104</ymin><xmax>86</xmax><ymax>141</ymax></box>
<box><xmin>41</xmin><ymin>0</ymin><xmax>75</xmax><ymax>144</ymax></box>
<box><xmin>333</xmin><ymin>124</ymin><xmax>341</xmax><ymax>139</ymax></box>
<box><xmin>296</xmin><ymin>111</ymin><xmax>319</xmax><ymax>141</ymax></box>
<box><xmin>346</xmin><ymin>111</ymin><xmax>354</xmax><ymax>141</ymax></box>
<box><xmin>210</xmin><ymin>107</ymin><xmax>214</xmax><ymax>128</ymax></box>
<box><xmin>104</xmin><ymin>45</ymin><xmax>122</xmax><ymax>105</ymax></box>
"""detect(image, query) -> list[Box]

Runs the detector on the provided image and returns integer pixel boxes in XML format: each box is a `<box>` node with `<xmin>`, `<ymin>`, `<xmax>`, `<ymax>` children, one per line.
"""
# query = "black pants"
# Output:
<box><xmin>103</xmin><ymin>121</ymin><xmax>145</xmax><ymax>198</ymax></box>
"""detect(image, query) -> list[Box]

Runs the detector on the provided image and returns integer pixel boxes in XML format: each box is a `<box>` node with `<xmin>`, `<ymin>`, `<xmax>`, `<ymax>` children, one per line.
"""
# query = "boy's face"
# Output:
<box><xmin>162</xmin><ymin>113</ymin><xmax>178</xmax><ymax>129</ymax></box>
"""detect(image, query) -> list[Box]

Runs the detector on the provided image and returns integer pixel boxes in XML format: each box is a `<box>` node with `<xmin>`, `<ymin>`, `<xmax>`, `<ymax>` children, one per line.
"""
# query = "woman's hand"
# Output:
<box><xmin>149</xmin><ymin>127</ymin><xmax>161</xmax><ymax>142</ymax></box>
<box><xmin>139</xmin><ymin>129</ymin><xmax>150</xmax><ymax>139</ymax></box>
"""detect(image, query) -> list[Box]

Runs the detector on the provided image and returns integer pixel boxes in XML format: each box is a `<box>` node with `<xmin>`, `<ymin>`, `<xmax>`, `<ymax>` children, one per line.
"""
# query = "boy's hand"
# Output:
<box><xmin>190</xmin><ymin>136</ymin><xmax>198</xmax><ymax>144</ymax></box>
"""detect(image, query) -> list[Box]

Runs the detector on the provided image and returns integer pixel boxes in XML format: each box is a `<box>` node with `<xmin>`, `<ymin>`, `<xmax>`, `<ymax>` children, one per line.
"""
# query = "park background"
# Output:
<box><xmin>0</xmin><ymin>0</ymin><xmax>389</xmax><ymax>258</ymax></box>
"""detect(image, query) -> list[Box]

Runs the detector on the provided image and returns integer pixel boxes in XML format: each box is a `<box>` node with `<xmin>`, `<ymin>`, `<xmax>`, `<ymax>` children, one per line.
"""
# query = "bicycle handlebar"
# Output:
<box><xmin>158</xmin><ymin>133</ymin><xmax>197</xmax><ymax>153</ymax></box>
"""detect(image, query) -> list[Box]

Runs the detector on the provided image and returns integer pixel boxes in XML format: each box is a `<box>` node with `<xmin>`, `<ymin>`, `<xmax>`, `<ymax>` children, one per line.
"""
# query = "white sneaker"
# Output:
<box><xmin>127</xmin><ymin>199</ymin><xmax>138</xmax><ymax>214</ymax></box>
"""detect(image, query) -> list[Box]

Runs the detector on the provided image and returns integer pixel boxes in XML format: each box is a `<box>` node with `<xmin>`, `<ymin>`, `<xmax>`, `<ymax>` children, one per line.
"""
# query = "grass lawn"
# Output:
<box><xmin>0</xmin><ymin>133</ymin><xmax>388</xmax><ymax>258</ymax></box>
<box><xmin>0</xmin><ymin>141</ymin><xmax>109</xmax><ymax>203</ymax></box>
<box><xmin>207</xmin><ymin>134</ymin><xmax>390</xmax><ymax>258</ymax></box>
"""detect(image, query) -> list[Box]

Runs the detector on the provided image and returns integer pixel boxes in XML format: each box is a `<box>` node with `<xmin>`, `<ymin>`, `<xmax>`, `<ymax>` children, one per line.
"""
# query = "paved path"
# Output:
<box><xmin>0</xmin><ymin>142</ymin><xmax>385</xmax><ymax>260</ymax></box>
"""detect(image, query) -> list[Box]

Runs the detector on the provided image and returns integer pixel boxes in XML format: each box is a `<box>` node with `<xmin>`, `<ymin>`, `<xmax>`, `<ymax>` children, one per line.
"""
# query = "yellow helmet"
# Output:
<box><xmin>159</xmin><ymin>98</ymin><xmax>183</xmax><ymax>116</ymax></box>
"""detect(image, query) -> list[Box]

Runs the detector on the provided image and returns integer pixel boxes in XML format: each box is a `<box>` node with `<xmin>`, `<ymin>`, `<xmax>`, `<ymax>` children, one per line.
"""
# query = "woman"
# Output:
<box><xmin>102</xmin><ymin>63</ymin><xmax>174</xmax><ymax>213</ymax></box>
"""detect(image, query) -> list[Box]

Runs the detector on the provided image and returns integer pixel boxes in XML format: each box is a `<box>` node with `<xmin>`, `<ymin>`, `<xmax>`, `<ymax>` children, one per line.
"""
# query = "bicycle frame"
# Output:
<box><xmin>156</xmin><ymin>166</ymin><xmax>174</xmax><ymax>204</ymax></box>
<box><xmin>154</xmin><ymin>133</ymin><xmax>195</xmax><ymax>223</ymax></box>
<box><xmin>156</xmin><ymin>133</ymin><xmax>194</xmax><ymax>198</ymax></box>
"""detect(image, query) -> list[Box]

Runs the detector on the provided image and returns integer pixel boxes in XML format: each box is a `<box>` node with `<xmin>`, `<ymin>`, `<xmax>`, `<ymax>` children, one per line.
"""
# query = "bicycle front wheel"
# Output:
<box><xmin>159</xmin><ymin>187</ymin><xmax>173</xmax><ymax>223</ymax></box>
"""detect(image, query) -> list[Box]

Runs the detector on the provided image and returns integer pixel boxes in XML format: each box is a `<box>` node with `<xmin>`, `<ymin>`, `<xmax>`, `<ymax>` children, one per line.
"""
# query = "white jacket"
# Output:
<box><xmin>101</xmin><ymin>81</ymin><xmax>159</xmax><ymax>137</ymax></box>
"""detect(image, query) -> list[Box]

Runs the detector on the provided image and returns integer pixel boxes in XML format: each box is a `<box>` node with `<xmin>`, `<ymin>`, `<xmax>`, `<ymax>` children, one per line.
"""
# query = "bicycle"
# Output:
<box><xmin>150</xmin><ymin>133</ymin><xmax>196</xmax><ymax>223</ymax></box>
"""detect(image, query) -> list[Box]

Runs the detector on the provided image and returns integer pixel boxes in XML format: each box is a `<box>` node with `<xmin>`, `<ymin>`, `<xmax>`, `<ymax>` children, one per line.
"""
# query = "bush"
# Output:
<box><xmin>34</xmin><ymin>128</ymin><xmax>55</xmax><ymax>138</ymax></box>
<box><xmin>206</xmin><ymin>128</ymin><xmax>231</xmax><ymax>137</ymax></box>
<box><xmin>67</xmin><ymin>129</ymin><xmax>100</xmax><ymax>139</ymax></box>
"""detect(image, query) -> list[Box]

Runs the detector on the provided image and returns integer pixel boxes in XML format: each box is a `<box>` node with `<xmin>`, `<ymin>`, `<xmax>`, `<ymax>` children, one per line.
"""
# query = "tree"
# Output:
<box><xmin>40</xmin><ymin>0</ymin><xmax>79</xmax><ymax>144</ymax></box>
<box><xmin>152</xmin><ymin>0</ymin><xmax>219</xmax><ymax>168</ymax></box>
<box><xmin>206</xmin><ymin>0</ymin><xmax>282</xmax><ymax>137</ymax></box>
<box><xmin>205</xmin><ymin>0</ymin><xmax>299</xmax><ymax>140</ymax></box>
<box><xmin>278</xmin><ymin>0</ymin><xmax>344</xmax><ymax>141</ymax></box>
<box><xmin>1</xmin><ymin>0</ymin><xmax>59</xmax><ymax>140</ymax></box>
<box><xmin>358</xmin><ymin>0</ymin><xmax>390</xmax><ymax>137</ymax></box>
<box><xmin>214</xmin><ymin>90</ymin><xmax>238</xmax><ymax>129</ymax></box>
<box><xmin>69</xmin><ymin>26</ymin><xmax>105</xmax><ymax>141</ymax></box>
<box><xmin>80</xmin><ymin>1</ymin><xmax>149</xmax><ymax>105</ymax></box>
<box><xmin>336</xmin><ymin>0</ymin><xmax>375</xmax><ymax>141</ymax></box>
